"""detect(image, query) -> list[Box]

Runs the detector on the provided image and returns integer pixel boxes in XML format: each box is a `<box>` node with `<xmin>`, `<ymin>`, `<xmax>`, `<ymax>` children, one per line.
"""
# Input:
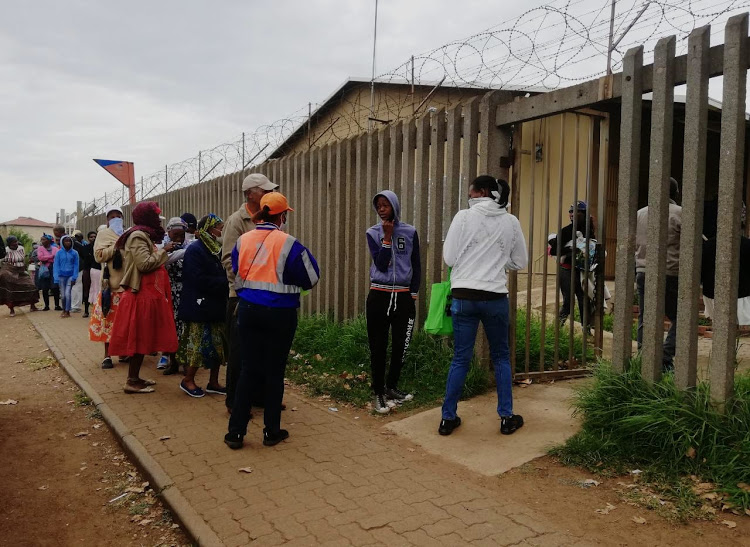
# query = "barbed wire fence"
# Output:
<box><xmin>83</xmin><ymin>0</ymin><xmax>750</xmax><ymax>217</ymax></box>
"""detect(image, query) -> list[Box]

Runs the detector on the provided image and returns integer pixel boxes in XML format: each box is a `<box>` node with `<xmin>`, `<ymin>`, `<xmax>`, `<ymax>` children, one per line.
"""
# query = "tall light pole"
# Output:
<box><xmin>368</xmin><ymin>0</ymin><xmax>379</xmax><ymax>132</ymax></box>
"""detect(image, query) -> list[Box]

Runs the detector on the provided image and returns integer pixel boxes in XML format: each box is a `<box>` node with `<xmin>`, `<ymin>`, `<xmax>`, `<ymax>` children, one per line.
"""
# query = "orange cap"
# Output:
<box><xmin>260</xmin><ymin>192</ymin><xmax>294</xmax><ymax>215</ymax></box>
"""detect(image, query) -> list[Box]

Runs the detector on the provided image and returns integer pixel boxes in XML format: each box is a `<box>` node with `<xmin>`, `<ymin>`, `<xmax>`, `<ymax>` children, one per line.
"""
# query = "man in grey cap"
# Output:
<box><xmin>222</xmin><ymin>173</ymin><xmax>277</xmax><ymax>412</ymax></box>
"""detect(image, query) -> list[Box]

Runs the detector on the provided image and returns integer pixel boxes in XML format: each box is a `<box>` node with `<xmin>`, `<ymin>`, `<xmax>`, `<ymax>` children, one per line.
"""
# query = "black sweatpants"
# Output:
<box><xmin>366</xmin><ymin>290</ymin><xmax>416</xmax><ymax>396</ymax></box>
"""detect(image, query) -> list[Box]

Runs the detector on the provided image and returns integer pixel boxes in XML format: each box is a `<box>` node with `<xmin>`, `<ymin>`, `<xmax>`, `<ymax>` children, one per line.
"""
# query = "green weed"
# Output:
<box><xmin>551</xmin><ymin>359</ymin><xmax>750</xmax><ymax>513</ymax></box>
<box><xmin>74</xmin><ymin>392</ymin><xmax>92</xmax><ymax>406</ymax></box>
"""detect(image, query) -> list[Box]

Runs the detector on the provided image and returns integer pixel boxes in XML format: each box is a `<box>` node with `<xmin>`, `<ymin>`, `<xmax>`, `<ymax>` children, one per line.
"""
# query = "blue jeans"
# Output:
<box><xmin>442</xmin><ymin>297</ymin><xmax>513</xmax><ymax>420</ymax></box>
<box><xmin>58</xmin><ymin>276</ymin><xmax>74</xmax><ymax>312</ymax></box>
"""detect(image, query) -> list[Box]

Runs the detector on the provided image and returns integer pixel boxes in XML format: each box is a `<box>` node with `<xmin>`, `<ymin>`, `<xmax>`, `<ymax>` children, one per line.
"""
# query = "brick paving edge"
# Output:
<box><xmin>31</xmin><ymin>319</ymin><xmax>225</xmax><ymax>547</ymax></box>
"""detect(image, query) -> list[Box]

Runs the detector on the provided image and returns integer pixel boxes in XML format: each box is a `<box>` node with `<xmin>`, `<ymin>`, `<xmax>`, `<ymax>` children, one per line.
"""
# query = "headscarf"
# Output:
<box><xmin>196</xmin><ymin>213</ymin><xmax>223</xmax><ymax>257</ymax></box>
<box><xmin>115</xmin><ymin>201</ymin><xmax>165</xmax><ymax>249</ymax></box>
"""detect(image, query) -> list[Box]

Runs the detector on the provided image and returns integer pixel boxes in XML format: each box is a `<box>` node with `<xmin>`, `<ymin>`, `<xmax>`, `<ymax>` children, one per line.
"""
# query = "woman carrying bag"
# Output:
<box><xmin>438</xmin><ymin>175</ymin><xmax>528</xmax><ymax>437</ymax></box>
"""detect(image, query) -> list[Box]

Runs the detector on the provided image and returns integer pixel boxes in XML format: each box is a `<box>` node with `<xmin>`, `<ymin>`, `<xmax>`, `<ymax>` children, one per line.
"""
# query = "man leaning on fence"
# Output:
<box><xmin>635</xmin><ymin>177</ymin><xmax>682</xmax><ymax>372</ymax></box>
<box><xmin>221</xmin><ymin>173</ymin><xmax>278</xmax><ymax>413</ymax></box>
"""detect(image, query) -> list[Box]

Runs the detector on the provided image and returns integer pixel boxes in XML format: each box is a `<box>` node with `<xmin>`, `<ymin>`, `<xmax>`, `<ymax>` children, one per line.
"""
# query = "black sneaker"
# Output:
<box><xmin>438</xmin><ymin>416</ymin><xmax>461</xmax><ymax>436</ymax></box>
<box><xmin>224</xmin><ymin>432</ymin><xmax>244</xmax><ymax>450</ymax></box>
<box><xmin>500</xmin><ymin>414</ymin><xmax>524</xmax><ymax>435</ymax></box>
<box><xmin>101</xmin><ymin>357</ymin><xmax>114</xmax><ymax>370</ymax></box>
<box><xmin>263</xmin><ymin>429</ymin><xmax>289</xmax><ymax>446</ymax></box>
<box><xmin>372</xmin><ymin>394</ymin><xmax>391</xmax><ymax>415</ymax></box>
<box><xmin>385</xmin><ymin>387</ymin><xmax>414</xmax><ymax>404</ymax></box>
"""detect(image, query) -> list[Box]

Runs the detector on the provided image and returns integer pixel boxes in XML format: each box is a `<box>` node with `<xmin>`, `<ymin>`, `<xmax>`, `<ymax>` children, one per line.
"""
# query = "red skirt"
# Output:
<box><xmin>109</xmin><ymin>267</ymin><xmax>178</xmax><ymax>356</ymax></box>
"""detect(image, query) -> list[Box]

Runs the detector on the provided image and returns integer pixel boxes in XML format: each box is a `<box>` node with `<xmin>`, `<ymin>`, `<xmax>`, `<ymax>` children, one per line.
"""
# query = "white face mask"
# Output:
<box><xmin>185</xmin><ymin>232</ymin><xmax>195</xmax><ymax>242</ymax></box>
<box><xmin>109</xmin><ymin>217</ymin><xmax>124</xmax><ymax>236</ymax></box>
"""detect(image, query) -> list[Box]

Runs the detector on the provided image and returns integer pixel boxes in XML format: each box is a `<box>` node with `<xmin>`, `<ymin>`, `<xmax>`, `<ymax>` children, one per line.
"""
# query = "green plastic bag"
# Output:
<box><xmin>424</xmin><ymin>269</ymin><xmax>453</xmax><ymax>335</ymax></box>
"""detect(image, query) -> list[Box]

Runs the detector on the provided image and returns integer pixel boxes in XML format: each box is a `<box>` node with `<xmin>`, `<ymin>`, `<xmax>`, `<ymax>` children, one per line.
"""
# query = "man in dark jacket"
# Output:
<box><xmin>550</xmin><ymin>201</ymin><xmax>595</xmax><ymax>327</ymax></box>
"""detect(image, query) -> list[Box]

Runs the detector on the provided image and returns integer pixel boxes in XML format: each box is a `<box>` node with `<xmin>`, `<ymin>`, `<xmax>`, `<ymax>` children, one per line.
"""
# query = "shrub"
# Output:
<box><xmin>552</xmin><ymin>359</ymin><xmax>750</xmax><ymax>511</ymax></box>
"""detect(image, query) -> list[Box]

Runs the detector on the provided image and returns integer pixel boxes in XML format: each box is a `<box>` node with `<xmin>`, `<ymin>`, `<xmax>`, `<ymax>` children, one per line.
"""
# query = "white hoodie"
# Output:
<box><xmin>443</xmin><ymin>198</ymin><xmax>528</xmax><ymax>294</ymax></box>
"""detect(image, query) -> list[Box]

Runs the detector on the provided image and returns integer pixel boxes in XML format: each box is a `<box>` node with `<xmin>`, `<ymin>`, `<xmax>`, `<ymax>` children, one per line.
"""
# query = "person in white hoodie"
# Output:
<box><xmin>439</xmin><ymin>175</ymin><xmax>528</xmax><ymax>436</ymax></box>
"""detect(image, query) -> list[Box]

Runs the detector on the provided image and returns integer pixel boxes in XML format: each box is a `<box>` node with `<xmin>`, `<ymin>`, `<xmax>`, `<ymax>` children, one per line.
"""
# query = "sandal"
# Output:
<box><xmin>123</xmin><ymin>383</ymin><xmax>155</xmax><ymax>394</ymax></box>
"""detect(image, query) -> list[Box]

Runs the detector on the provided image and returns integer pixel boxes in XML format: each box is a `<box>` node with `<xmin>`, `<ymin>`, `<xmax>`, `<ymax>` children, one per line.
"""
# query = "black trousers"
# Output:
<box><xmin>225</xmin><ymin>296</ymin><xmax>265</xmax><ymax>410</ymax></box>
<box><xmin>225</xmin><ymin>297</ymin><xmax>241</xmax><ymax>410</ymax></box>
<box><xmin>42</xmin><ymin>287</ymin><xmax>60</xmax><ymax>309</ymax></box>
<box><xmin>366</xmin><ymin>290</ymin><xmax>416</xmax><ymax>396</ymax></box>
<box><xmin>559</xmin><ymin>266</ymin><xmax>589</xmax><ymax>323</ymax></box>
<box><xmin>228</xmin><ymin>301</ymin><xmax>297</xmax><ymax>436</ymax></box>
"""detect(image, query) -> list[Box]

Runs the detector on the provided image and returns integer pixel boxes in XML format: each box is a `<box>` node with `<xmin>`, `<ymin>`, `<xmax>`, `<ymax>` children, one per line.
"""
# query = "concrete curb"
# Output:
<box><xmin>31</xmin><ymin>319</ymin><xmax>224</xmax><ymax>547</ymax></box>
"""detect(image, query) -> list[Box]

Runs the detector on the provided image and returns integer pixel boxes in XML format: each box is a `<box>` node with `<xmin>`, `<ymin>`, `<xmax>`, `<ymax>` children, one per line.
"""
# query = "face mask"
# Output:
<box><xmin>109</xmin><ymin>217</ymin><xmax>124</xmax><ymax>236</ymax></box>
<box><xmin>185</xmin><ymin>233</ymin><xmax>195</xmax><ymax>242</ymax></box>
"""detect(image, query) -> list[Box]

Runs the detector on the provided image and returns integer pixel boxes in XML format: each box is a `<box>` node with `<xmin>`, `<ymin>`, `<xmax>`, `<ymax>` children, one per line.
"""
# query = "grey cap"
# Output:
<box><xmin>242</xmin><ymin>173</ymin><xmax>278</xmax><ymax>192</ymax></box>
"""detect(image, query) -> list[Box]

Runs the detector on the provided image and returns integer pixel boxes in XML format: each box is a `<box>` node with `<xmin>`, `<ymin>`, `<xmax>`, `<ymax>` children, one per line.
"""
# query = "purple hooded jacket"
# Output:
<box><xmin>365</xmin><ymin>191</ymin><xmax>421</xmax><ymax>296</ymax></box>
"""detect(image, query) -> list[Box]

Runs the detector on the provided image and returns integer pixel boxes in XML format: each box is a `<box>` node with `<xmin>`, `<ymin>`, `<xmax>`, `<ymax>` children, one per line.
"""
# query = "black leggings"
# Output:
<box><xmin>366</xmin><ymin>290</ymin><xmax>416</xmax><ymax>396</ymax></box>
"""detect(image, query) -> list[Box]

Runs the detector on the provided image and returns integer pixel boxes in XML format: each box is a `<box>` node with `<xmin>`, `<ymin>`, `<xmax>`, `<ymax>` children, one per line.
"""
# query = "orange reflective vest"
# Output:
<box><xmin>234</xmin><ymin>227</ymin><xmax>301</xmax><ymax>295</ymax></box>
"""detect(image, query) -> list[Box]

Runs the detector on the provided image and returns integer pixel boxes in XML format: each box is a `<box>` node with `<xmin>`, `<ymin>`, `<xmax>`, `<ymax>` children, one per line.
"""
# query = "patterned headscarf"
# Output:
<box><xmin>196</xmin><ymin>213</ymin><xmax>223</xmax><ymax>257</ymax></box>
<box><xmin>116</xmin><ymin>201</ymin><xmax>166</xmax><ymax>249</ymax></box>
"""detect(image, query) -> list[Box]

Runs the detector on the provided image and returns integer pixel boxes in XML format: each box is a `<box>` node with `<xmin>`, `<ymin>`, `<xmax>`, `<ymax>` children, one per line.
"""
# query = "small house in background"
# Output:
<box><xmin>0</xmin><ymin>216</ymin><xmax>54</xmax><ymax>243</ymax></box>
<box><xmin>269</xmin><ymin>77</ymin><xmax>541</xmax><ymax>157</ymax></box>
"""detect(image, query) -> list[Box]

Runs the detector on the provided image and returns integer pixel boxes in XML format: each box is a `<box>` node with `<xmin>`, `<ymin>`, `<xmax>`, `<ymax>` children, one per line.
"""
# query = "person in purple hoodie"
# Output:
<box><xmin>366</xmin><ymin>190</ymin><xmax>421</xmax><ymax>415</ymax></box>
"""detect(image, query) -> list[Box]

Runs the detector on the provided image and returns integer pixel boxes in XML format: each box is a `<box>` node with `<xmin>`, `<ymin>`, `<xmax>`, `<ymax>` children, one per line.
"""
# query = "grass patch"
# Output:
<box><xmin>74</xmin><ymin>392</ymin><xmax>92</xmax><ymax>407</ymax></box>
<box><xmin>289</xmin><ymin>312</ymin><xmax>595</xmax><ymax>408</ymax></box>
<box><xmin>289</xmin><ymin>314</ymin><xmax>487</xmax><ymax>409</ymax></box>
<box><xmin>551</xmin><ymin>360</ymin><xmax>750</xmax><ymax>516</ymax></box>
<box><xmin>601</xmin><ymin>312</ymin><xmax>638</xmax><ymax>340</ymax></box>
<box><xmin>129</xmin><ymin>501</ymin><xmax>150</xmax><ymax>516</ymax></box>
<box><xmin>27</xmin><ymin>356</ymin><xmax>57</xmax><ymax>371</ymax></box>
<box><xmin>515</xmin><ymin>312</ymin><xmax>594</xmax><ymax>372</ymax></box>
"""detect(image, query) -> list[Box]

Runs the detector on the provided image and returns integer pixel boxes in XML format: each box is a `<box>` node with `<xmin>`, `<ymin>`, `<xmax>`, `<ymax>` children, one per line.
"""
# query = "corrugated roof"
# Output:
<box><xmin>0</xmin><ymin>216</ymin><xmax>54</xmax><ymax>227</ymax></box>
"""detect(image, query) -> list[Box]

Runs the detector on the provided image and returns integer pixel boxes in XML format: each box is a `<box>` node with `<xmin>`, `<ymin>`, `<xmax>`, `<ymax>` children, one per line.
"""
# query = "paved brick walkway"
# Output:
<box><xmin>28</xmin><ymin>311</ymin><xmax>592</xmax><ymax>546</ymax></box>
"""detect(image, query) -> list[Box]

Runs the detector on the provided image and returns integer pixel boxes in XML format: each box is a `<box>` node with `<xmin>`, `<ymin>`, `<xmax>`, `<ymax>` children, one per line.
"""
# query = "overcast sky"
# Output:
<box><xmin>0</xmin><ymin>0</ymin><xmax>740</xmax><ymax>223</ymax></box>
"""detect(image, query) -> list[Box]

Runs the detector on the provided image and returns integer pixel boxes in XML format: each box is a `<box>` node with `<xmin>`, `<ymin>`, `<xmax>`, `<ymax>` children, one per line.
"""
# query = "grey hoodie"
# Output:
<box><xmin>365</xmin><ymin>190</ymin><xmax>421</xmax><ymax>295</ymax></box>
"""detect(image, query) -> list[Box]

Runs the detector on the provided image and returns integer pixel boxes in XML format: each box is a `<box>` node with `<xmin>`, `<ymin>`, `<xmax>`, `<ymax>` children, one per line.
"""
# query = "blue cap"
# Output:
<box><xmin>568</xmin><ymin>201</ymin><xmax>587</xmax><ymax>212</ymax></box>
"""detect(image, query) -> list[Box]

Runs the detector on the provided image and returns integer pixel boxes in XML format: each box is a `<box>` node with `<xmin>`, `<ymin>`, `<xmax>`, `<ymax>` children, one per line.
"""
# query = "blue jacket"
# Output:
<box><xmin>178</xmin><ymin>239</ymin><xmax>228</xmax><ymax>323</ymax></box>
<box><xmin>232</xmin><ymin>223</ymin><xmax>320</xmax><ymax>308</ymax></box>
<box><xmin>366</xmin><ymin>190</ymin><xmax>421</xmax><ymax>296</ymax></box>
<box><xmin>53</xmin><ymin>236</ymin><xmax>79</xmax><ymax>282</ymax></box>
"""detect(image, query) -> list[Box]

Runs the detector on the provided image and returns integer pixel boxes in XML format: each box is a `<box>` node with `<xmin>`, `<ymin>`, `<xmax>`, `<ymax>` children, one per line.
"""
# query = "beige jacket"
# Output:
<box><xmin>635</xmin><ymin>202</ymin><xmax>682</xmax><ymax>276</ymax></box>
<box><xmin>94</xmin><ymin>228</ymin><xmax>124</xmax><ymax>292</ymax></box>
<box><xmin>118</xmin><ymin>231</ymin><xmax>168</xmax><ymax>292</ymax></box>
<box><xmin>221</xmin><ymin>204</ymin><xmax>255</xmax><ymax>298</ymax></box>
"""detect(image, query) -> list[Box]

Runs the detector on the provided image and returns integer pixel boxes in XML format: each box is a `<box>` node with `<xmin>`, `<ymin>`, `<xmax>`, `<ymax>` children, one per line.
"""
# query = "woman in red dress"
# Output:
<box><xmin>108</xmin><ymin>202</ymin><xmax>178</xmax><ymax>394</ymax></box>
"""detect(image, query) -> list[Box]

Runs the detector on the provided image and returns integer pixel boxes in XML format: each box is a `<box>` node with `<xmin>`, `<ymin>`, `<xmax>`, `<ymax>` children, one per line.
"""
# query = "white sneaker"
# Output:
<box><xmin>385</xmin><ymin>387</ymin><xmax>414</xmax><ymax>404</ymax></box>
<box><xmin>372</xmin><ymin>394</ymin><xmax>391</xmax><ymax>414</ymax></box>
<box><xmin>156</xmin><ymin>356</ymin><xmax>169</xmax><ymax>370</ymax></box>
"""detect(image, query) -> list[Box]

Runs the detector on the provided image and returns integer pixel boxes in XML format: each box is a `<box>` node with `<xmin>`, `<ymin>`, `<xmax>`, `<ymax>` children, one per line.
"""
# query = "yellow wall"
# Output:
<box><xmin>515</xmin><ymin>113</ymin><xmax>599</xmax><ymax>280</ymax></box>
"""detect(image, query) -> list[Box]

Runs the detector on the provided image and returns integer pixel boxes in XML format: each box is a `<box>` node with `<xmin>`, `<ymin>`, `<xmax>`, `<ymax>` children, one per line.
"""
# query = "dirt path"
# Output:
<box><xmin>0</xmin><ymin>314</ymin><xmax>189</xmax><ymax>547</ymax></box>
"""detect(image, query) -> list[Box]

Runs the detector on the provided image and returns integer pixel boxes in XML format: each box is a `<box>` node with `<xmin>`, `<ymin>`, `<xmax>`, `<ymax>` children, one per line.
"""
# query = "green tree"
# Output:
<box><xmin>8</xmin><ymin>228</ymin><xmax>35</xmax><ymax>265</ymax></box>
